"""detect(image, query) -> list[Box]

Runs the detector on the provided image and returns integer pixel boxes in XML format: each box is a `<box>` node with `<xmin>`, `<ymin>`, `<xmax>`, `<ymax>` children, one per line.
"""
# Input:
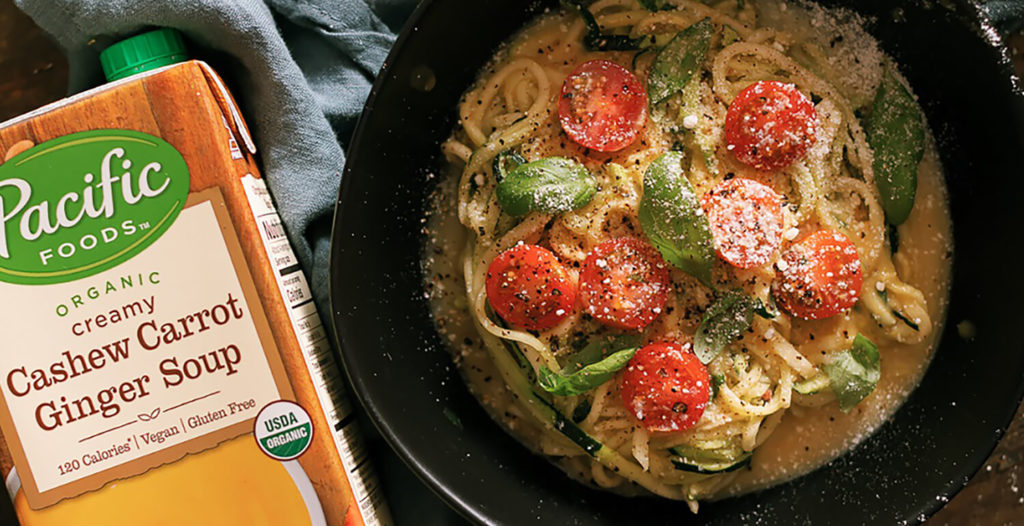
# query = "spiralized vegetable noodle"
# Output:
<box><xmin>424</xmin><ymin>0</ymin><xmax>952</xmax><ymax>511</ymax></box>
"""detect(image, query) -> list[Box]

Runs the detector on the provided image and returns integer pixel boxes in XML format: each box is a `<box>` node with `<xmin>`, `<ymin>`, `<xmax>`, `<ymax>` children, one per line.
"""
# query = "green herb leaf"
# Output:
<box><xmin>648</xmin><ymin>19</ymin><xmax>713</xmax><ymax>105</ymax></box>
<box><xmin>492</xmin><ymin>150</ymin><xmax>526</xmax><ymax>181</ymax></box>
<box><xmin>496</xmin><ymin>157</ymin><xmax>597</xmax><ymax>216</ymax></box>
<box><xmin>539</xmin><ymin>334</ymin><xmax>641</xmax><ymax>397</ymax></box>
<box><xmin>566</xmin><ymin>0</ymin><xmax>647</xmax><ymax>51</ymax></box>
<box><xmin>866</xmin><ymin>67</ymin><xmax>926</xmax><ymax>225</ymax></box>
<box><xmin>539</xmin><ymin>347</ymin><xmax>638</xmax><ymax>396</ymax></box>
<box><xmin>823</xmin><ymin>334</ymin><xmax>881</xmax><ymax>412</ymax></box>
<box><xmin>694</xmin><ymin>290</ymin><xmax>758</xmax><ymax>364</ymax></box>
<box><xmin>638</xmin><ymin>151</ymin><xmax>715</xmax><ymax>286</ymax></box>
<box><xmin>565</xmin><ymin>334</ymin><xmax>643</xmax><ymax>373</ymax></box>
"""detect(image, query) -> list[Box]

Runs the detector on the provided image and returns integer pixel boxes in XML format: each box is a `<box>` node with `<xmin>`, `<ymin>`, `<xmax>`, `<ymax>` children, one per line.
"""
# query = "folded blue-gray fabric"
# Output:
<box><xmin>15</xmin><ymin>0</ymin><xmax>418</xmax><ymax>313</ymax></box>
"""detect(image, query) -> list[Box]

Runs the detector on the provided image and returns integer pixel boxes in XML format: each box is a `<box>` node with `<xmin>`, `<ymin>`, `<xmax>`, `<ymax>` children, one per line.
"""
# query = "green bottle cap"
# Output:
<box><xmin>99</xmin><ymin>28</ymin><xmax>189</xmax><ymax>82</ymax></box>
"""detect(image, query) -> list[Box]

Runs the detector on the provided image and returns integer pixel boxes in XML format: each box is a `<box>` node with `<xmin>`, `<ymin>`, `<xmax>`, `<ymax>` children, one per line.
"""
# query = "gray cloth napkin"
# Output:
<box><xmin>15</xmin><ymin>0</ymin><xmax>418</xmax><ymax>312</ymax></box>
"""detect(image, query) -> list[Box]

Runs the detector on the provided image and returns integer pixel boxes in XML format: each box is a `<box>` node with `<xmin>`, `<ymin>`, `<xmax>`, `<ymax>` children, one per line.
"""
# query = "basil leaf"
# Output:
<box><xmin>539</xmin><ymin>347</ymin><xmax>638</xmax><ymax>396</ymax></box>
<box><xmin>566</xmin><ymin>0</ymin><xmax>647</xmax><ymax>51</ymax></box>
<box><xmin>639</xmin><ymin>151</ymin><xmax>715</xmax><ymax>286</ymax></box>
<box><xmin>866</xmin><ymin>67</ymin><xmax>925</xmax><ymax>225</ymax></box>
<box><xmin>823</xmin><ymin>334</ymin><xmax>881</xmax><ymax>413</ymax></box>
<box><xmin>565</xmin><ymin>334</ymin><xmax>643</xmax><ymax>373</ymax></box>
<box><xmin>694</xmin><ymin>290</ymin><xmax>758</xmax><ymax>364</ymax></box>
<box><xmin>492</xmin><ymin>150</ymin><xmax>526</xmax><ymax>182</ymax></box>
<box><xmin>648</xmin><ymin>19</ymin><xmax>713</xmax><ymax>105</ymax></box>
<box><xmin>496</xmin><ymin>157</ymin><xmax>597</xmax><ymax>217</ymax></box>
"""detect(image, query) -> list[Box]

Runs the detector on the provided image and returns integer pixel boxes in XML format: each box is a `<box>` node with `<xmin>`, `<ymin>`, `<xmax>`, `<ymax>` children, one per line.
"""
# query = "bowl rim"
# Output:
<box><xmin>329</xmin><ymin>1</ymin><xmax>494</xmax><ymax>521</ymax></box>
<box><xmin>328</xmin><ymin>0</ymin><xmax>1024</xmax><ymax>524</ymax></box>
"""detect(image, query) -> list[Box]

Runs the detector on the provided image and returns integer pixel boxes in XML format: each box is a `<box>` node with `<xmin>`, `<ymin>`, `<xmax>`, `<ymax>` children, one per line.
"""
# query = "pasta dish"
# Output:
<box><xmin>424</xmin><ymin>0</ymin><xmax>952</xmax><ymax>510</ymax></box>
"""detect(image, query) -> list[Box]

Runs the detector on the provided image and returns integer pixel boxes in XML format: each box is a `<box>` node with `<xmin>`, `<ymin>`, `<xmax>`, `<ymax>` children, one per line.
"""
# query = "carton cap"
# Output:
<box><xmin>100</xmin><ymin>28</ymin><xmax>189</xmax><ymax>82</ymax></box>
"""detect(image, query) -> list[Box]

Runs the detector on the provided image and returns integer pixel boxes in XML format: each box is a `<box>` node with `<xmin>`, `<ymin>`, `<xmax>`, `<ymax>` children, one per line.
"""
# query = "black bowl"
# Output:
<box><xmin>329</xmin><ymin>1</ymin><xmax>1024</xmax><ymax>523</ymax></box>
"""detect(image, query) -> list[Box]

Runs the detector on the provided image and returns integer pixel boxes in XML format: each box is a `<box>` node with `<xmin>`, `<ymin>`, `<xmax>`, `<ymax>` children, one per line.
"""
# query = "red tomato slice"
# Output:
<box><xmin>558</xmin><ymin>59</ymin><xmax>648</xmax><ymax>152</ymax></box>
<box><xmin>701</xmin><ymin>177</ymin><xmax>785</xmax><ymax>269</ymax></box>
<box><xmin>621</xmin><ymin>342</ymin><xmax>710</xmax><ymax>433</ymax></box>
<box><xmin>578</xmin><ymin>238</ymin><xmax>670</xmax><ymax>330</ymax></box>
<box><xmin>486</xmin><ymin>244</ymin><xmax>576</xmax><ymax>331</ymax></box>
<box><xmin>724</xmin><ymin>81</ymin><xmax>818</xmax><ymax>171</ymax></box>
<box><xmin>772</xmin><ymin>230</ymin><xmax>863</xmax><ymax>320</ymax></box>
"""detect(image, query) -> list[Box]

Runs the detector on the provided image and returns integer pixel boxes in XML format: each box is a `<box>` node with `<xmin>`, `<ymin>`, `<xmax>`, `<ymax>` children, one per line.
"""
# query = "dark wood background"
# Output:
<box><xmin>0</xmin><ymin>0</ymin><xmax>1021</xmax><ymax>523</ymax></box>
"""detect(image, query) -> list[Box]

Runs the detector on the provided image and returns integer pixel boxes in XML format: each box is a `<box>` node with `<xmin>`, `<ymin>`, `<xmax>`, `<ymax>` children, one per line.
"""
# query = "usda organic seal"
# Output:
<box><xmin>254</xmin><ymin>400</ymin><xmax>313</xmax><ymax>460</ymax></box>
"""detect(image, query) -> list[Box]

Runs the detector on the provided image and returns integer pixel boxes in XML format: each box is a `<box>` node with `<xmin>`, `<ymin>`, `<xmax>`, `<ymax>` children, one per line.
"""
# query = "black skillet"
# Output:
<box><xmin>329</xmin><ymin>1</ymin><xmax>1024</xmax><ymax>523</ymax></box>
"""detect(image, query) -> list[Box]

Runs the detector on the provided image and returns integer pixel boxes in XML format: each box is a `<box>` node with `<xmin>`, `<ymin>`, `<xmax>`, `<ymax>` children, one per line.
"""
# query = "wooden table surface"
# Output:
<box><xmin>1</xmin><ymin>0</ymin><xmax>1022</xmax><ymax>524</ymax></box>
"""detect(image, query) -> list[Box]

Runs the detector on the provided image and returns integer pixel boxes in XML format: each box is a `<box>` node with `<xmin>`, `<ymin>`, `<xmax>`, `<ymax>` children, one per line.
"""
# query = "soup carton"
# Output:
<box><xmin>0</xmin><ymin>28</ymin><xmax>390</xmax><ymax>526</ymax></box>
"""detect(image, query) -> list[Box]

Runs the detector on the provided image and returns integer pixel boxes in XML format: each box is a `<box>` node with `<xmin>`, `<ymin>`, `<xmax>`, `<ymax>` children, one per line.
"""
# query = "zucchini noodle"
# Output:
<box><xmin>429</xmin><ymin>0</ymin><xmax>950</xmax><ymax>510</ymax></box>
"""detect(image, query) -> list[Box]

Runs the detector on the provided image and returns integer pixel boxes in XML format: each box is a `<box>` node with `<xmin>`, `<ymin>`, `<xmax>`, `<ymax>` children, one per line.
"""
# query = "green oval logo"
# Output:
<box><xmin>254</xmin><ymin>400</ymin><xmax>313</xmax><ymax>461</ymax></box>
<box><xmin>0</xmin><ymin>130</ymin><xmax>189</xmax><ymax>285</ymax></box>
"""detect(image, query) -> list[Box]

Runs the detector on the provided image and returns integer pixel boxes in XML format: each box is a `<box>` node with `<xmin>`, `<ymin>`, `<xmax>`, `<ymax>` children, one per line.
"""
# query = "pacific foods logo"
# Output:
<box><xmin>0</xmin><ymin>130</ymin><xmax>189</xmax><ymax>284</ymax></box>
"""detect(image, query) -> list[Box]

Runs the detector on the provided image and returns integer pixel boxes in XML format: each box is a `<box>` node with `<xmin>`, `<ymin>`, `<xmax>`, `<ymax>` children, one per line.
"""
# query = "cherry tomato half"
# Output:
<box><xmin>724</xmin><ymin>81</ymin><xmax>818</xmax><ymax>171</ymax></box>
<box><xmin>701</xmin><ymin>177</ymin><xmax>785</xmax><ymax>269</ymax></box>
<box><xmin>558</xmin><ymin>59</ymin><xmax>648</xmax><ymax>152</ymax></box>
<box><xmin>486</xmin><ymin>244</ymin><xmax>576</xmax><ymax>331</ymax></box>
<box><xmin>578</xmin><ymin>238</ymin><xmax>670</xmax><ymax>330</ymax></box>
<box><xmin>621</xmin><ymin>342</ymin><xmax>710</xmax><ymax>433</ymax></box>
<box><xmin>772</xmin><ymin>230</ymin><xmax>863</xmax><ymax>320</ymax></box>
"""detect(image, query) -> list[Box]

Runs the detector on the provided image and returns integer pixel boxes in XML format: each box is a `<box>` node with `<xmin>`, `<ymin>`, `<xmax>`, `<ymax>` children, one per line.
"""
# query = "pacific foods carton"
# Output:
<box><xmin>0</xmin><ymin>29</ymin><xmax>389</xmax><ymax>526</ymax></box>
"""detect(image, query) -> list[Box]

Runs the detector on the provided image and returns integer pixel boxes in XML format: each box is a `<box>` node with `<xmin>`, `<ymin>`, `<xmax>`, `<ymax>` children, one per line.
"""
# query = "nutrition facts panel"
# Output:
<box><xmin>241</xmin><ymin>174</ymin><xmax>391</xmax><ymax>526</ymax></box>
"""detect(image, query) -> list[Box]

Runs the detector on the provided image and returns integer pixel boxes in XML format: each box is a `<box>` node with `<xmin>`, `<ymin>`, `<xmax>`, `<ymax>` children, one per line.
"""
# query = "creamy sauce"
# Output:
<box><xmin>725</xmin><ymin>146</ymin><xmax>951</xmax><ymax>495</ymax></box>
<box><xmin>424</xmin><ymin>166</ymin><xmax>555</xmax><ymax>448</ymax></box>
<box><xmin>423</xmin><ymin>0</ymin><xmax>953</xmax><ymax>501</ymax></box>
